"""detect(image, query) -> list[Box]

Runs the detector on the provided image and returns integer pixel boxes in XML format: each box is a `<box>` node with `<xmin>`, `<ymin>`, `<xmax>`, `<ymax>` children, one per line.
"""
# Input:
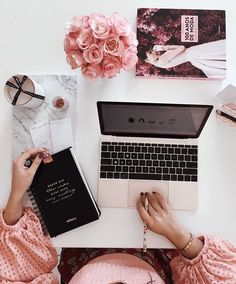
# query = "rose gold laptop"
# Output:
<box><xmin>97</xmin><ymin>102</ymin><xmax>213</xmax><ymax>210</ymax></box>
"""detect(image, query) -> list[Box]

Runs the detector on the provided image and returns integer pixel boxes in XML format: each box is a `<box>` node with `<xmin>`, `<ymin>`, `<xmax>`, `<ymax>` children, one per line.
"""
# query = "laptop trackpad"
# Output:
<box><xmin>169</xmin><ymin>182</ymin><xmax>198</xmax><ymax>210</ymax></box>
<box><xmin>128</xmin><ymin>180</ymin><xmax>169</xmax><ymax>207</ymax></box>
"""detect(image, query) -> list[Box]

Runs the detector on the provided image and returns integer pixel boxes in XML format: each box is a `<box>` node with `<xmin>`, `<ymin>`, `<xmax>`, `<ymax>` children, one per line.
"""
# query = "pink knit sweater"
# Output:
<box><xmin>1</xmin><ymin>208</ymin><xmax>236</xmax><ymax>283</ymax></box>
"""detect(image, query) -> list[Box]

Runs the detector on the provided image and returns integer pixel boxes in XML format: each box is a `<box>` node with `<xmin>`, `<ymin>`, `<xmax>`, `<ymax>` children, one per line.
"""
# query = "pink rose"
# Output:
<box><xmin>64</xmin><ymin>35</ymin><xmax>78</xmax><ymax>54</ymax></box>
<box><xmin>104</xmin><ymin>37</ymin><xmax>124</xmax><ymax>57</ymax></box>
<box><xmin>82</xmin><ymin>16</ymin><xmax>90</xmax><ymax>29</ymax></box>
<box><xmin>89</xmin><ymin>13</ymin><xmax>111</xmax><ymax>39</ymax></box>
<box><xmin>81</xmin><ymin>64</ymin><xmax>103</xmax><ymax>80</ymax></box>
<box><xmin>64</xmin><ymin>13</ymin><xmax>137</xmax><ymax>80</ymax></box>
<box><xmin>122</xmin><ymin>31</ymin><xmax>138</xmax><ymax>47</ymax></box>
<box><xmin>83</xmin><ymin>44</ymin><xmax>103</xmax><ymax>64</ymax></box>
<box><xmin>66</xmin><ymin>15</ymin><xmax>89</xmax><ymax>33</ymax></box>
<box><xmin>122</xmin><ymin>47</ymin><xmax>138</xmax><ymax>70</ymax></box>
<box><xmin>66</xmin><ymin>51</ymin><xmax>85</xmax><ymax>69</ymax></box>
<box><xmin>76</xmin><ymin>29</ymin><xmax>94</xmax><ymax>50</ymax></box>
<box><xmin>102</xmin><ymin>56</ymin><xmax>121</xmax><ymax>78</ymax></box>
<box><xmin>109</xmin><ymin>12</ymin><xmax>131</xmax><ymax>36</ymax></box>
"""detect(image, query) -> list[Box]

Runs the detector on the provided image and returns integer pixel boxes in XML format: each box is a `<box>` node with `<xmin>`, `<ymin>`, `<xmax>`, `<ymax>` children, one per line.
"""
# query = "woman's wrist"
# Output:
<box><xmin>165</xmin><ymin>226</ymin><xmax>191</xmax><ymax>250</ymax></box>
<box><xmin>3</xmin><ymin>190</ymin><xmax>24</xmax><ymax>225</ymax></box>
<box><xmin>8</xmin><ymin>186</ymin><xmax>25</xmax><ymax>203</ymax></box>
<box><xmin>165</xmin><ymin>226</ymin><xmax>204</xmax><ymax>259</ymax></box>
<box><xmin>181</xmin><ymin>237</ymin><xmax>204</xmax><ymax>259</ymax></box>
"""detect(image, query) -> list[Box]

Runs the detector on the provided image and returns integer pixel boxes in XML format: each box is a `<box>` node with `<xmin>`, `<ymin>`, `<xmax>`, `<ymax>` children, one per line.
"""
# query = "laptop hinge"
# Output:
<box><xmin>100</xmin><ymin>135</ymin><xmax>198</xmax><ymax>145</ymax></box>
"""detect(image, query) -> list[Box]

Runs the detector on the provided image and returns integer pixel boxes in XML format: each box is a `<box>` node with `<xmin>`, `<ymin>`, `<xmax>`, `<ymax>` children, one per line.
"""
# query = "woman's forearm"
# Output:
<box><xmin>153</xmin><ymin>44</ymin><xmax>185</xmax><ymax>52</ymax></box>
<box><xmin>3</xmin><ymin>148</ymin><xmax>46</xmax><ymax>226</ymax></box>
<box><xmin>165</xmin><ymin>45</ymin><xmax>185</xmax><ymax>51</ymax></box>
<box><xmin>166</xmin><ymin>227</ymin><xmax>204</xmax><ymax>259</ymax></box>
<box><xmin>158</xmin><ymin>46</ymin><xmax>185</xmax><ymax>64</ymax></box>
<box><xmin>3</xmin><ymin>191</ymin><xmax>24</xmax><ymax>225</ymax></box>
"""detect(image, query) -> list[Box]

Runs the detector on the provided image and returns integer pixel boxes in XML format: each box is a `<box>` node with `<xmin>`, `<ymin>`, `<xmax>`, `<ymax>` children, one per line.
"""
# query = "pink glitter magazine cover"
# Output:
<box><xmin>136</xmin><ymin>8</ymin><xmax>226</xmax><ymax>80</ymax></box>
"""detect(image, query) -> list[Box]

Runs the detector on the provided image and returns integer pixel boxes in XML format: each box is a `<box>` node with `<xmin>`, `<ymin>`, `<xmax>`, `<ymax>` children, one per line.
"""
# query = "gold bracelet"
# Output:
<box><xmin>181</xmin><ymin>233</ymin><xmax>193</xmax><ymax>252</ymax></box>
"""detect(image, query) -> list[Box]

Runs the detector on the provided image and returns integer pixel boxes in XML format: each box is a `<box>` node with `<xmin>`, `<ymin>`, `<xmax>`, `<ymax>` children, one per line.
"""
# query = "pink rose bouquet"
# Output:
<box><xmin>64</xmin><ymin>13</ymin><xmax>138</xmax><ymax>80</ymax></box>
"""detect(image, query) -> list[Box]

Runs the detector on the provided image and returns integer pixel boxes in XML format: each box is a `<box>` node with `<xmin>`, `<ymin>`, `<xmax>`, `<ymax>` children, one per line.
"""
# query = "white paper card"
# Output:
<box><xmin>50</xmin><ymin>118</ymin><xmax>74</xmax><ymax>153</ymax></box>
<box><xmin>215</xmin><ymin>84</ymin><xmax>236</xmax><ymax>107</ymax></box>
<box><xmin>29</xmin><ymin>121</ymin><xmax>52</xmax><ymax>152</ymax></box>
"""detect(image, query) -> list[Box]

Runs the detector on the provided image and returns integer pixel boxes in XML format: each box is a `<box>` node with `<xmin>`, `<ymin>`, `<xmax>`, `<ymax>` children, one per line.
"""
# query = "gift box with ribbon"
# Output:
<box><xmin>4</xmin><ymin>75</ymin><xmax>45</xmax><ymax>108</ymax></box>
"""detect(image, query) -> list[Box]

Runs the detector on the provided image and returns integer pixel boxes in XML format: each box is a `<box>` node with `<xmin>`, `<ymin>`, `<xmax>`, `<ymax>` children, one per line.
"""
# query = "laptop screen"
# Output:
<box><xmin>97</xmin><ymin>102</ymin><xmax>213</xmax><ymax>138</ymax></box>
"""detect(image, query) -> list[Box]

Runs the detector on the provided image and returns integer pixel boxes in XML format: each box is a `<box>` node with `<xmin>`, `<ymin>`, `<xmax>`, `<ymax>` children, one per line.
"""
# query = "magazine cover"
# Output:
<box><xmin>136</xmin><ymin>8</ymin><xmax>226</xmax><ymax>80</ymax></box>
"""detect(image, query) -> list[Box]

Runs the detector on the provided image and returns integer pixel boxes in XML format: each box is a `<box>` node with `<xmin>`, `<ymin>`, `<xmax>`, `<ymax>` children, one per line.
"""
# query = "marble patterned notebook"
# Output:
<box><xmin>12</xmin><ymin>75</ymin><xmax>77</xmax><ymax>160</ymax></box>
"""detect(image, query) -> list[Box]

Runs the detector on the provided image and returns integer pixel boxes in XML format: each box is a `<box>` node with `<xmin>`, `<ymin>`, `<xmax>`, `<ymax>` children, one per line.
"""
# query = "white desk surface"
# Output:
<box><xmin>0</xmin><ymin>0</ymin><xmax>236</xmax><ymax>248</ymax></box>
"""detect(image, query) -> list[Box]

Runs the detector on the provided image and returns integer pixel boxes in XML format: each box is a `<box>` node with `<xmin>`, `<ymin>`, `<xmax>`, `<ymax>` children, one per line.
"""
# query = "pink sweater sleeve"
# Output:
<box><xmin>0</xmin><ymin>207</ymin><xmax>58</xmax><ymax>283</ymax></box>
<box><xmin>170</xmin><ymin>235</ymin><xmax>236</xmax><ymax>284</ymax></box>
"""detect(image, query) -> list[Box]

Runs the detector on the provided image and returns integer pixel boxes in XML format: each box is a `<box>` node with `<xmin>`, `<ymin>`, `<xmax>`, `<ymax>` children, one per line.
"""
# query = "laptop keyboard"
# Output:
<box><xmin>100</xmin><ymin>142</ymin><xmax>198</xmax><ymax>182</ymax></box>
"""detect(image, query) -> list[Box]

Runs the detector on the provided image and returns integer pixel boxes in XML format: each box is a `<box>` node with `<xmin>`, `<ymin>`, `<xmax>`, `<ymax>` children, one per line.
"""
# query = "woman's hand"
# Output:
<box><xmin>3</xmin><ymin>148</ymin><xmax>49</xmax><ymax>225</ymax></box>
<box><xmin>145</xmin><ymin>50</ymin><xmax>159</xmax><ymax>64</ymax></box>
<box><xmin>137</xmin><ymin>192</ymin><xmax>204</xmax><ymax>259</ymax></box>
<box><xmin>152</xmin><ymin>45</ymin><xmax>165</xmax><ymax>52</ymax></box>
<box><xmin>137</xmin><ymin>192</ymin><xmax>186</xmax><ymax>241</ymax></box>
<box><xmin>10</xmin><ymin>148</ymin><xmax>48</xmax><ymax>201</ymax></box>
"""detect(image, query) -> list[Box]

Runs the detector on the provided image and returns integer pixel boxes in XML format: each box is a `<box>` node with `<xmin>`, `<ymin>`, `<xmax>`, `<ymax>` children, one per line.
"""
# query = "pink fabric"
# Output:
<box><xmin>0</xmin><ymin>207</ymin><xmax>58</xmax><ymax>283</ymax></box>
<box><xmin>69</xmin><ymin>236</ymin><xmax>236</xmax><ymax>283</ymax></box>
<box><xmin>1</xmin><ymin>208</ymin><xmax>236</xmax><ymax>283</ymax></box>
<box><xmin>171</xmin><ymin>235</ymin><xmax>236</xmax><ymax>283</ymax></box>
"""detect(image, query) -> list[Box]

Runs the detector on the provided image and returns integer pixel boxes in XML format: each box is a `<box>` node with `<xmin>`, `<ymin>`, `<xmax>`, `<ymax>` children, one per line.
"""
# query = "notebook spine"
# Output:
<box><xmin>27</xmin><ymin>188</ymin><xmax>50</xmax><ymax>236</ymax></box>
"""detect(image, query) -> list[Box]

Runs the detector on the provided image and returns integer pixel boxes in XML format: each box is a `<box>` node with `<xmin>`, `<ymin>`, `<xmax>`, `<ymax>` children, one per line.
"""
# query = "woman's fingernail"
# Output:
<box><xmin>152</xmin><ymin>191</ymin><xmax>156</xmax><ymax>194</ymax></box>
<box><xmin>140</xmin><ymin>192</ymin><xmax>144</xmax><ymax>196</ymax></box>
<box><xmin>29</xmin><ymin>154</ymin><xmax>37</xmax><ymax>159</ymax></box>
<box><xmin>39</xmin><ymin>152</ymin><xmax>44</xmax><ymax>159</ymax></box>
<box><xmin>39</xmin><ymin>151</ymin><xmax>48</xmax><ymax>159</ymax></box>
<box><xmin>145</xmin><ymin>192</ymin><xmax>148</xmax><ymax>196</ymax></box>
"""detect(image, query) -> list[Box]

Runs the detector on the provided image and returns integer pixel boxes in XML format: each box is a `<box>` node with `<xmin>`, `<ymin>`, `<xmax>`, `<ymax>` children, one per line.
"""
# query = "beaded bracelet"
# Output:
<box><xmin>181</xmin><ymin>233</ymin><xmax>193</xmax><ymax>252</ymax></box>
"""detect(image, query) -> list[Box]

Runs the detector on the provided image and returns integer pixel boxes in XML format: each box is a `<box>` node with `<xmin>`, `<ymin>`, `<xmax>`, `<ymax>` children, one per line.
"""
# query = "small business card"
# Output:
<box><xmin>29</xmin><ymin>118</ymin><xmax>74</xmax><ymax>154</ymax></box>
<box><xmin>30</xmin><ymin>121</ymin><xmax>53</xmax><ymax>152</ymax></box>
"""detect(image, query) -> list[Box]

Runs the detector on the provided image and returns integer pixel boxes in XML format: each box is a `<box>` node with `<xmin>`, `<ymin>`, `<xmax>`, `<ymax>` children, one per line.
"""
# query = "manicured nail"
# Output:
<box><xmin>152</xmin><ymin>191</ymin><xmax>156</xmax><ymax>194</ymax></box>
<box><xmin>29</xmin><ymin>154</ymin><xmax>37</xmax><ymax>159</ymax></box>
<box><xmin>140</xmin><ymin>192</ymin><xmax>144</xmax><ymax>196</ymax></box>
<box><xmin>39</xmin><ymin>152</ymin><xmax>44</xmax><ymax>159</ymax></box>
<box><xmin>145</xmin><ymin>192</ymin><xmax>148</xmax><ymax>196</ymax></box>
<box><xmin>39</xmin><ymin>151</ymin><xmax>48</xmax><ymax>159</ymax></box>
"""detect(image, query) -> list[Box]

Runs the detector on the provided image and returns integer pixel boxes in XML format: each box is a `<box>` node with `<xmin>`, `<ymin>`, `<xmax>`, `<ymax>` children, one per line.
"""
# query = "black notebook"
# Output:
<box><xmin>28</xmin><ymin>148</ymin><xmax>100</xmax><ymax>237</ymax></box>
